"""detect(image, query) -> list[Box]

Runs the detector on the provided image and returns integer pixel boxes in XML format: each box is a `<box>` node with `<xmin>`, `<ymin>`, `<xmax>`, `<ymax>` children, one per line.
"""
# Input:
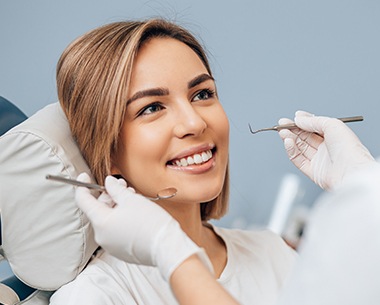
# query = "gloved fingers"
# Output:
<box><xmin>294</xmin><ymin>114</ymin><xmax>343</xmax><ymax>136</ymax></box>
<box><xmin>279</xmin><ymin>114</ymin><xmax>324</xmax><ymax>154</ymax></box>
<box><xmin>295</xmin><ymin>110</ymin><xmax>314</xmax><ymax>117</ymax></box>
<box><xmin>279</xmin><ymin>131</ymin><xmax>300</xmax><ymax>159</ymax></box>
<box><xmin>295</xmin><ymin>130</ymin><xmax>323</xmax><ymax>151</ymax></box>
<box><xmin>282</xmin><ymin>135</ymin><xmax>299</xmax><ymax>159</ymax></box>
<box><xmin>279</xmin><ymin>130</ymin><xmax>314</xmax><ymax>181</ymax></box>
<box><xmin>295</xmin><ymin>133</ymin><xmax>318</xmax><ymax>159</ymax></box>
<box><xmin>104</xmin><ymin>175</ymin><xmax>138</xmax><ymax>205</ymax></box>
<box><xmin>284</xmin><ymin>138</ymin><xmax>311</xmax><ymax>171</ymax></box>
<box><xmin>279</xmin><ymin>128</ymin><xmax>314</xmax><ymax>154</ymax></box>
<box><xmin>76</xmin><ymin>173</ymin><xmax>112</xmax><ymax>224</ymax></box>
<box><xmin>278</xmin><ymin>117</ymin><xmax>294</xmax><ymax>126</ymax></box>
<box><xmin>279</xmin><ymin>115</ymin><xmax>322</xmax><ymax>146</ymax></box>
<box><xmin>280</xmin><ymin>111</ymin><xmax>335</xmax><ymax>136</ymax></box>
<box><xmin>77</xmin><ymin>172</ymin><xmax>92</xmax><ymax>184</ymax></box>
<box><xmin>278</xmin><ymin>117</ymin><xmax>299</xmax><ymax>143</ymax></box>
<box><xmin>76</xmin><ymin>187</ymin><xmax>111</xmax><ymax>225</ymax></box>
<box><xmin>115</xmin><ymin>177</ymin><xmax>128</xmax><ymax>187</ymax></box>
<box><xmin>97</xmin><ymin>192</ymin><xmax>115</xmax><ymax>208</ymax></box>
<box><xmin>282</xmin><ymin>134</ymin><xmax>313</xmax><ymax>163</ymax></box>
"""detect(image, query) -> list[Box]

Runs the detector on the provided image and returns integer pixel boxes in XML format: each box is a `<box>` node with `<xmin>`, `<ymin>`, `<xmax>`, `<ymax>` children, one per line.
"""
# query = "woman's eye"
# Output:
<box><xmin>193</xmin><ymin>89</ymin><xmax>215</xmax><ymax>102</ymax></box>
<box><xmin>138</xmin><ymin>103</ymin><xmax>164</xmax><ymax>116</ymax></box>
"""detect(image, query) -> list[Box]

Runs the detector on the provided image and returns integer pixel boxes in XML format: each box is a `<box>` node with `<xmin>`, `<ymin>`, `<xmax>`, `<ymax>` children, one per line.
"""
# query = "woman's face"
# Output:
<box><xmin>112</xmin><ymin>37</ymin><xmax>229</xmax><ymax>204</ymax></box>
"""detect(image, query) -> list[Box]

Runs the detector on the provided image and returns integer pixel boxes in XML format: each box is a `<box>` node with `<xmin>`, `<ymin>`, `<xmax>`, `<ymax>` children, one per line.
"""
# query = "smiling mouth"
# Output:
<box><xmin>168</xmin><ymin>148</ymin><xmax>215</xmax><ymax>167</ymax></box>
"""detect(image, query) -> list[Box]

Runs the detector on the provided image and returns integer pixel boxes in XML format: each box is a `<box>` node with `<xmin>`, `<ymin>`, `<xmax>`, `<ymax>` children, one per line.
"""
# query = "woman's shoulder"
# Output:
<box><xmin>212</xmin><ymin>224</ymin><xmax>297</xmax><ymax>292</ymax></box>
<box><xmin>49</xmin><ymin>250</ymin><xmax>136</xmax><ymax>305</ymax></box>
<box><xmin>212</xmin><ymin>225</ymin><xmax>297</xmax><ymax>260</ymax></box>
<box><xmin>213</xmin><ymin>225</ymin><xmax>284</xmax><ymax>245</ymax></box>
<box><xmin>50</xmin><ymin>250</ymin><xmax>176</xmax><ymax>305</ymax></box>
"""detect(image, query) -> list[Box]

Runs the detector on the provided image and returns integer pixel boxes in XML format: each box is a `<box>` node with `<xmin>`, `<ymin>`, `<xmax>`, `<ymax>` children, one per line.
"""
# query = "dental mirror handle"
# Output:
<box><xmin>46</xmin><ymin>175</ymin><xmax>177</xmax><ymax>200</ymax></box>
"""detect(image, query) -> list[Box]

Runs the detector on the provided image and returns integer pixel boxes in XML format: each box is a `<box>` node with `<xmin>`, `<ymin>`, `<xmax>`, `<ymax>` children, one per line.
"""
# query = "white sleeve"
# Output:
<box><xmin>277</xmin><ymin>163</ymin><xmax>380</xmax><ymax>305</ymax></box>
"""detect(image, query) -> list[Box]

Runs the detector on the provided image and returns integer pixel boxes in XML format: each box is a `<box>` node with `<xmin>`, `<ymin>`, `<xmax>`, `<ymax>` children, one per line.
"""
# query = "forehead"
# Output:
<box><xmin>129</xmin><ymin>37</ymin><xmax>209</xmax><ymax>89</ymax></box>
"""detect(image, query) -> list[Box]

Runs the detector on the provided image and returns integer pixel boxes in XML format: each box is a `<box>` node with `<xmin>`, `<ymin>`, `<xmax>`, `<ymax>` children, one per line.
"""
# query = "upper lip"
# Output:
<box><xmin>168</xmin><ymin>143</ymin><xmax>215</xmax><ymax>162</ymax></box>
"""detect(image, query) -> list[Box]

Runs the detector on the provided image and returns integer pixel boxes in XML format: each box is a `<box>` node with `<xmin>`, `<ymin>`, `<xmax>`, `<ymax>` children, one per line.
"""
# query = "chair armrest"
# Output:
<box><xmin>0</xmin><ymin>282</ymin><xmax>19</xmax><ymax>305</ymax></box>
<box><xmin>0</xmin><ymin>254</ymin><xmax>36</xmax><ymax>304</ymax></box>
<box><xmin>1</xmin><ymin>274</ymin><xmax>36</xmax><ymax>302</ymax></box>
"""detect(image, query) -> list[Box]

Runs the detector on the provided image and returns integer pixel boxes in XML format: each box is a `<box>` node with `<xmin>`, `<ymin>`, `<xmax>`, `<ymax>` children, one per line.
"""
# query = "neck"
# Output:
<box><xmin>160</xmin><ymin>200</ymin><xmax>205</xmax><ymax>245</ymax></box>
<box><xmin>159</xmin><ymin>200</ymin><xmax>227</xmax><ymax>278</ymax></box>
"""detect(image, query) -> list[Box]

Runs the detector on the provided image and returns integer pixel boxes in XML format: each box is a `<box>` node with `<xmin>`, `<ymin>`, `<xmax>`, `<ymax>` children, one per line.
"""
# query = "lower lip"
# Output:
<box><xmin>167</xmin><ymin>155</ymin><xmax>216</xmax><ymax>174</ymax></box>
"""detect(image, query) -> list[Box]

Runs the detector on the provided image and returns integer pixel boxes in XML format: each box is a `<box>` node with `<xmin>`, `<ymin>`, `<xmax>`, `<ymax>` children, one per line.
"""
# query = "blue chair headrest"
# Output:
<box><xmin>0</xmin><ymin>96</ymin><xmax>27</xmax><ymax>136</ymax></box>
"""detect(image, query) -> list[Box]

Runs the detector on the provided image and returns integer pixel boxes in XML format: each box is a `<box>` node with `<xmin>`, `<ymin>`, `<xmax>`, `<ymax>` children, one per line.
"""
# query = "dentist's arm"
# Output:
<box><xmin>171</xmin><ymin>255</ymin><xmax>240</xmax><ymax>305</ymax></box>
<box><xmin>278</xmin><ymin>111</ymin><xmax>375</xmax><ymax>190</ymax></box>
<box><xmin>276</xmin><ymin>164</ymin><xmax>380</xmax><ymax>305</ymax></box>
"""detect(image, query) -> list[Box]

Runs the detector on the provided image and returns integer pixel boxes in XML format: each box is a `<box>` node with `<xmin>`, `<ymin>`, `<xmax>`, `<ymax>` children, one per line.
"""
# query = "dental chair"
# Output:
<box><xmin>0</xmin><ymin>96</ymin><xmax>28</xmax><ymax>136</ymax></box>
<box><xmin>0</xmin><ymin>96</ymin><xmax>30</xmax><ymax>303</ymax></box>
<box><xmin>0</xmin><ymin>101</ymin><xmax>98</xmax><ymax>304</ymax></box>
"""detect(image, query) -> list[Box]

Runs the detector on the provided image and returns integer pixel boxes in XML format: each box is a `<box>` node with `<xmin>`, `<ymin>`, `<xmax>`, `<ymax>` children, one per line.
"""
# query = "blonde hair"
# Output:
<box><xmin>57</xmin><ymin>18</ymin><xmax>229</xmax><ymax>221</ymax></box>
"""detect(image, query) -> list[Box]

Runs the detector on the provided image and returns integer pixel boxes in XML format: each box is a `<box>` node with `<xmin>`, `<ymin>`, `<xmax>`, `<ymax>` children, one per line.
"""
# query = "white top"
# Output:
<box><xmin>50</xmin><ymin>226</ymin><xmax>297</xmax><ymax>305</ymax></box>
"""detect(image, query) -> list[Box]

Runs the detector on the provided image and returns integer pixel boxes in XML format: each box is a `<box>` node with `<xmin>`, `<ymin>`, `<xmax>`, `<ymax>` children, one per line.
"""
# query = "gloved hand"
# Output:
<box><xmin>278</xmin><ymin>111</ymin><xmax>375</xmax><ymax>190</ymax></box>
<box><xmin>75</xmin><ymin>173</ymin><xmax>213</xmax><ymax>281</ymax></box>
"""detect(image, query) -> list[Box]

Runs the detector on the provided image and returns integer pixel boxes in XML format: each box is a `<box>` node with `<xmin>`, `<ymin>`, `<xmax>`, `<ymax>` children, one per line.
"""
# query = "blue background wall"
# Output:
<box><xmin>1</xmin><ymin>0</ymin><xmax>379</xmax><ymax>229</ymax></box>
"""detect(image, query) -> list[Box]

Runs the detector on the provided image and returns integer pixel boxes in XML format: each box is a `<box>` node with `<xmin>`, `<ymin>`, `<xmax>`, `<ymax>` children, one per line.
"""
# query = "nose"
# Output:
<box><xmin>173</xmin><ymin>102</ymin><xmax>207</xmax><ymax>138</ymax></box>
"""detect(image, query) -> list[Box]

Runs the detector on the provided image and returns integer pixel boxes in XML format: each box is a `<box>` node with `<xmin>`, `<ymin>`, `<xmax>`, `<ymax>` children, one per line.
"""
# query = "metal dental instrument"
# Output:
<box><xmin>46</xmin><ymin>174</ymin><xmax>177</xmax><ymax>201</ymax></box>
<box><xmin>248</xmin><ymin>115</ymin><xmax>364</xmax><ymax>134</ymax></box>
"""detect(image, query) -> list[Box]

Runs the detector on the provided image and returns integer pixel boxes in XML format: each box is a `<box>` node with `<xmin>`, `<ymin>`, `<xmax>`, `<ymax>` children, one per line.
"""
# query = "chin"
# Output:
<box><xmin>181</xmin><ymin>184</ymin><xmax>223</xmax><ymax>203</ymax></box>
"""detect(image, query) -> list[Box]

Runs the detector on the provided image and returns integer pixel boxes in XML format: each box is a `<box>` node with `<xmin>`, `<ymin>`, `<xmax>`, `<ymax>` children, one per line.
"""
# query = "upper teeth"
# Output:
<box><xmin>173</xmin><ymin>149</ymin><xmax>213</xmax><ymax>167</ymax></box>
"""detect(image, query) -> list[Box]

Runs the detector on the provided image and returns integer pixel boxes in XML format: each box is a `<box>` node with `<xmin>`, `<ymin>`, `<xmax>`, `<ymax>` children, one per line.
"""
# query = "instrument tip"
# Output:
<box><xmin>248</xmin><ymin>123</ymin><xmax>259</xmax><ymax>134</ymax></box>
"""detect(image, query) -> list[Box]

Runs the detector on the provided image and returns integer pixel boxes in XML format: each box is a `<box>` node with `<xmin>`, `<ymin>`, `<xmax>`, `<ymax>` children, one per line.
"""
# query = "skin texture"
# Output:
<box><xmin>170</xmin><ymin>255</ymin><xmax>240</xmax><ymax>305</ymax></box>
<box><xmin>111</xmin><ymin>37</ymin><xmax>230</xmax><ymax>277</ymax></box>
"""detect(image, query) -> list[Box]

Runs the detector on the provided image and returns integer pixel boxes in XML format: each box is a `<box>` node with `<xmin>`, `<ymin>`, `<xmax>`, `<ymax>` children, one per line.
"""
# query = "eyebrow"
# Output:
<box><xmin>188</xmin><ymin>73</ymin><xmax>215</xmax><ymax>89</ymax></box>
<box><xmin>127</xmin><ymin>73</ymin><xmax>215</xmax><ymax>105</ymax></box>
<box><xmin>127</xmin><ymin>88</ymin><xmax>169</xmax><ymax>105</ymax></box>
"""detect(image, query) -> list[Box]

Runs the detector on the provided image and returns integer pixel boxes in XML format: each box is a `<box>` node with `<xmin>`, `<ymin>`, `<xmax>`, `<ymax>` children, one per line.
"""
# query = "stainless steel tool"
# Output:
<box><xmin>46</xmin><ymin>174</ymin><xmax>177</xmax><ymax>200</ymax></box>
<box><xmin>249</xmin><ymin>115</ymin><xmax>363</xmax><ymax>134</ymax></box>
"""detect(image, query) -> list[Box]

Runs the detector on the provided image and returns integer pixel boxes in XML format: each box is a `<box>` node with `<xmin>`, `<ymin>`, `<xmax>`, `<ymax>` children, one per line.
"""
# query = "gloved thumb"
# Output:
<box><xmin>294</xmin><ymin>112</ymin><xmax>333</xmax><ymax>136</ymax></box>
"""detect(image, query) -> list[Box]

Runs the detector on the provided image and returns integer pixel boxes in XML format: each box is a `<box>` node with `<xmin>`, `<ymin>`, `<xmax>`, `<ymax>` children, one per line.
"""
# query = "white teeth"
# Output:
<box><xmin>194</xmin><ymin>154</ymin><xmax>202</xmax><ymax>164</ymax></box>
<box><xmin>171</xmin><ymin>149</ymin><xmax>213</xmax><ymax>167</ymax></box>
<box><xmin>201</xmin><ymin>152</ymin><xmax>208</xmax><ymax>161</ymax></box>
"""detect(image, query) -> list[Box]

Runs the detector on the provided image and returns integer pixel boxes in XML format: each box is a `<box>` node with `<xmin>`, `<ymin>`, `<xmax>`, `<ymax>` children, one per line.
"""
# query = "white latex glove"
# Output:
<box><xmin>278</xmin><ymin>110</ymin><xmax>375</xmax><ymax>190</ymax></box>
<box><xmin>75</xmin><ymin>173</ymin><xmax>213</xmax><ymax>281</ymax></box>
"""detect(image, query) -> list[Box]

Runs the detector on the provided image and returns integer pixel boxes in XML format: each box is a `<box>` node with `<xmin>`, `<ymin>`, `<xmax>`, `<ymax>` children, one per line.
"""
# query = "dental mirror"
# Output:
<box><xmin>46</xmin><ymin>174</ymin><xmax>177</xmax><ymax>201</ymax></box>
<box><xmin>152</xmin><ymin>187</ymin><xmax>177</xmax><ymax>201</ymax></box>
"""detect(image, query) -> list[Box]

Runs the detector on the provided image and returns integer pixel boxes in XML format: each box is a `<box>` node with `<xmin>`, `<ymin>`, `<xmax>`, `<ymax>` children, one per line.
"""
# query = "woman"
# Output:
<box><xmin>50</xmin><ymin>19</ymin><xmax>297</xmax><ymax>304</ymax></box>
<box><xmin>50</xmin><ymin>18</ymin><xmax>376</xmax><ymax>304</ymax></box>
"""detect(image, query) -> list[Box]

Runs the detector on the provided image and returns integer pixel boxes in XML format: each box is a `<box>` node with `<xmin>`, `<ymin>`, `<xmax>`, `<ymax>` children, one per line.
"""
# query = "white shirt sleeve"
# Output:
<box><xmin>277</xmin><ymin>163</ymin><xmax>380</xmax><ymax>305</ymax></box>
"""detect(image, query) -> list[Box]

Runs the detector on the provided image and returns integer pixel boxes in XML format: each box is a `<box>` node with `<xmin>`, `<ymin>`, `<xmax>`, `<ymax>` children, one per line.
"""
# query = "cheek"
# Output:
<box><xmin>212</xmin><ymin>107</ymin><xmax>230</xmax><ymax>145</ymax></box>
<box><xmin>114</xmin><ymin>125</ymin><xmax>167</xmax><ymax>183</ymax></box>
